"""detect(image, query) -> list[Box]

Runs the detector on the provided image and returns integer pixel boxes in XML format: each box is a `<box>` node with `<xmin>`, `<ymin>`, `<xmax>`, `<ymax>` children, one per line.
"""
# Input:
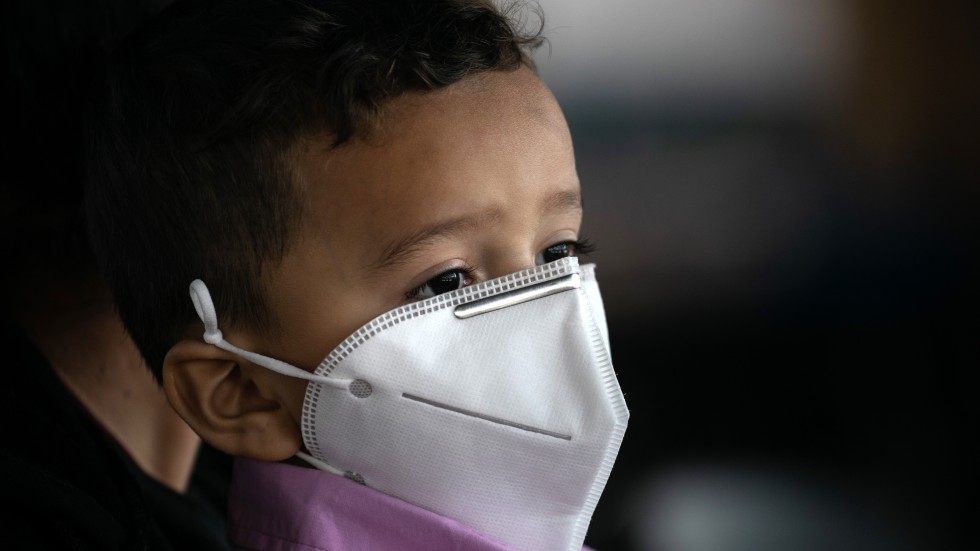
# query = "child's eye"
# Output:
<box><xmin>405</xmin><ymin>268</ymin><xmax>475</xmax><ymax>300</ymax></box>
<box><xmin>535</xmin><ymin>238</ymin><xmax>596</xmax><ymax>265</ymax></box>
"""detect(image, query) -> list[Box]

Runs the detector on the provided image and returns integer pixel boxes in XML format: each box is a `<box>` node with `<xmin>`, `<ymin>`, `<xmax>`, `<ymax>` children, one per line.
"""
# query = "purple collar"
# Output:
<box><xmin>227</xmin><ymin>457</ymin><xmax>516</xmax><ymax>551</ymax></box>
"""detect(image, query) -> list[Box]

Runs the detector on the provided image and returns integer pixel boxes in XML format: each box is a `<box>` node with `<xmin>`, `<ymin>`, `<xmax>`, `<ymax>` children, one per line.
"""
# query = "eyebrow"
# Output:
<box><xmin>365</xmin><ymin>189</ymin><xmax>583</xmax><ymax>276</ymax></box>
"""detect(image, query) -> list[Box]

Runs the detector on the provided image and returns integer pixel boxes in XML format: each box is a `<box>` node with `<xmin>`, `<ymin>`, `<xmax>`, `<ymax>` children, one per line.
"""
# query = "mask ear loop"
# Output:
<box><xmin>189</xmin><ymin>279</ymin><xmax>365</xmax><ymax>480</ymax></box>
<box><xmin>188</xmin><ymin>279</ymin><xmax>351</xmax><ymax>390</ymax></box>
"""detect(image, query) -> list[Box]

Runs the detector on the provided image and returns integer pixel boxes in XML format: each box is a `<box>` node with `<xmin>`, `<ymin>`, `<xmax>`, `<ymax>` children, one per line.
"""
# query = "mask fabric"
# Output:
<box><xmin>189</xmin><ymin>257</ymin><xmax>629</xmax><ymax>551</ymax></box>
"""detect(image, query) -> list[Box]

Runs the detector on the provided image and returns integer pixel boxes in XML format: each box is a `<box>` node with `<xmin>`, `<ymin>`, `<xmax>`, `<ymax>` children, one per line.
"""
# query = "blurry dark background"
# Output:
<box><xmin>529</xmin><ymin>2</ymin><xmax>978</xmax><ymax>550</ymax></box>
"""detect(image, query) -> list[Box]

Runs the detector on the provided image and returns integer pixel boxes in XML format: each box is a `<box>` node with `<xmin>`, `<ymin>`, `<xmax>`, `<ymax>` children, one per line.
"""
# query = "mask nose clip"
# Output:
<box><xmin>453</xmin><ymin>272</ymin><xmax>580</xmax><ymax>319</ymax></box>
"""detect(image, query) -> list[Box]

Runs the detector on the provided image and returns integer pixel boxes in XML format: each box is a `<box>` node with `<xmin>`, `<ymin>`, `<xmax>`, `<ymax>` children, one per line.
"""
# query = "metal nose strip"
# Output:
<box><xmin>454</xmin><ymin>273</ymin><xmax>581</xmax><ymax>319</ymax></box>
<box><xmin>402</xmin><ymin>393</ymin><xmax>573</xmax><ymax>440</ymax></box>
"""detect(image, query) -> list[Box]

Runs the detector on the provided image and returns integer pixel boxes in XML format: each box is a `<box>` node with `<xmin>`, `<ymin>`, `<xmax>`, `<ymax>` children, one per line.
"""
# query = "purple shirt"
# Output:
<box><xmin>227</xmin><ymin>457</ymin><xmax>597</xmax><ymax>551</ymax></box>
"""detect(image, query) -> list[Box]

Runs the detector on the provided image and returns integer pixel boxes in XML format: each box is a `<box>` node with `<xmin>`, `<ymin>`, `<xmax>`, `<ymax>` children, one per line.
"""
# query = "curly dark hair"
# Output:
<box><xmin>85</xmin><ymin>0</ymin><xmax>546</xmax><ymax>379</ymax></box>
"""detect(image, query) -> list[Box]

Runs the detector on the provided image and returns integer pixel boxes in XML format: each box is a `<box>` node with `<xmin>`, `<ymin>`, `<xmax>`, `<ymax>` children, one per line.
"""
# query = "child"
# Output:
<box><xmin>86</xmin><ymin>0</ymin><xmax>629</xmax><ymax>549</ymax></box>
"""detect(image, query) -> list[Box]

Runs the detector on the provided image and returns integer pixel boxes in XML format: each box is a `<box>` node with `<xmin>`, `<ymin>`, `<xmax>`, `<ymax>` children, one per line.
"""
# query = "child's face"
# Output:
<box><xmin>256</xmin><ymin>66</ymin><xmax>582</xmax><ymax>419</ymax></box>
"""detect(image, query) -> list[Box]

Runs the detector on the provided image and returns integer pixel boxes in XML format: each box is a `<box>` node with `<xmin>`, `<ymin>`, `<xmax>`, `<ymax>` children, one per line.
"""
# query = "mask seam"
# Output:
<box><xmin>568</xmin><ymin>279</ymin><xmax>629</xmax><ymax>550</ymax></box>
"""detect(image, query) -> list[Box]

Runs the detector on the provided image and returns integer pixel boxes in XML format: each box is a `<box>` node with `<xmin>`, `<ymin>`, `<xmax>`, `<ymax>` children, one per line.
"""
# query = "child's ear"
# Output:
<box><xmin>163</xmin><ymin>339</ymin><xmax>303</xmax><ymax>461</ymax></box>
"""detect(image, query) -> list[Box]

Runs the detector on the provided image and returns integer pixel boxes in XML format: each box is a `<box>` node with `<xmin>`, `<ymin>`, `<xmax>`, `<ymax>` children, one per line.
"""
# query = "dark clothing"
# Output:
<box><xmin>0</xmin><ymin>320</ymin><xmax>231</xmax><ymax>550</ymax></box>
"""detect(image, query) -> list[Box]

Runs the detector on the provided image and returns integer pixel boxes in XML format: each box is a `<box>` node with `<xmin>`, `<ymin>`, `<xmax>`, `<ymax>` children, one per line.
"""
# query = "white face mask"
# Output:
<box><xmin>190</xmin><ymin>257</ymin><xmax>629</xmax><ymax>551</ymax></box>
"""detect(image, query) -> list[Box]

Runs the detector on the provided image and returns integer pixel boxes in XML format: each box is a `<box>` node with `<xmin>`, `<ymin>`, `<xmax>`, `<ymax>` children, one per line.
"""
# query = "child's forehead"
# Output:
<box><xmin>359</xmin><ymin>67</ymin><xmax>565</xmax><ymax>146</ymax></box>
<box><xmin>290</xmin><ymin>67</ymin><xmax>565</xmax><ymax>169</ymax></box>
<box><xmin>292</xmin><ymin>66</ymin><xmax>572</xmax><ymax>192</ymax></box>
<box><xmin>289</xmin><ymin>67</ymin><xmax>579</xmax><ymax>249</ymax></box>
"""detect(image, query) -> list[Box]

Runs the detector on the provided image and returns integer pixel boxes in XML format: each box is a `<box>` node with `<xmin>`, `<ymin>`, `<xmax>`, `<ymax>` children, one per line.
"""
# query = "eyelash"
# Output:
<box><xmin>403</xmin><ymin>238</ymin><xmax>597</xmax><ymax>301</ymax></box>
<box><xmin>404</xmin><ymin>265</ymin><xmax>478</xmax><ymax>301</ymax></box>
<box><xmin>571</xmin><ymin>236</ymin><xmax>596</xmax><ymax>256</ymax></box>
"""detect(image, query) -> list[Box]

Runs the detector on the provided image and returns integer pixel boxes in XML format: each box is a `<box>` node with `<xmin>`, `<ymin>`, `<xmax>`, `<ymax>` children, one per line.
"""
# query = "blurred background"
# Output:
<box><xmin>527</xmin><ymin>1</ymin><xmax>979</xmax><ymax>550</ymax></box>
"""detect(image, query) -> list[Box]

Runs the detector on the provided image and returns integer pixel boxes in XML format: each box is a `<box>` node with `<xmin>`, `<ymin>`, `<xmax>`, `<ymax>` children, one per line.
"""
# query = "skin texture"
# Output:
<box><xmin>15</xmin><ymin>279</ymin><xmax>200</xmax><ymax>492</ymax></box>
<box><xmin>164</xmin><ymin>66</ymin><xmax>582</xmax><ymax>463</ymax></box>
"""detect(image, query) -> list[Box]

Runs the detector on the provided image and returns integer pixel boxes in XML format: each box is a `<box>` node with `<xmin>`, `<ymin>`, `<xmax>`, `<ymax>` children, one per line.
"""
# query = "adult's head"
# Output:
<box><xmin>1</xmin><ymin>0</ymin><xmax>170</xmax><ymax>306</ymax></box>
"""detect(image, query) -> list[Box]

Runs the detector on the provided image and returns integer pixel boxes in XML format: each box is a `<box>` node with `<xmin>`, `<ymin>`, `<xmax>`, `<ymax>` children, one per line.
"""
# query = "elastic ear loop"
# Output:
<box><xmin>188</xmin><ymin>279</ymin><xmax>354</xmax><ymax>479</ymax></box>
<box><xmin>188</xmin><ymin>279</ymin><xmax>350</xmax><ymax>389</ymax></box>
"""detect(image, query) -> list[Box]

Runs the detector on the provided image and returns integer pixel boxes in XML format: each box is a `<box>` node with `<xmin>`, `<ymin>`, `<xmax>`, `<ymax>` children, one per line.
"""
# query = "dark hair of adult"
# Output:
<box><xmin>85</xmin><ymin>0</ymin><xmax>546</xmax><ymax>380</ymax></box>
<box><xmin>1</xmin><ymin>0</ymin><xmax>170</xmax><ymax>309</ymax></box>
